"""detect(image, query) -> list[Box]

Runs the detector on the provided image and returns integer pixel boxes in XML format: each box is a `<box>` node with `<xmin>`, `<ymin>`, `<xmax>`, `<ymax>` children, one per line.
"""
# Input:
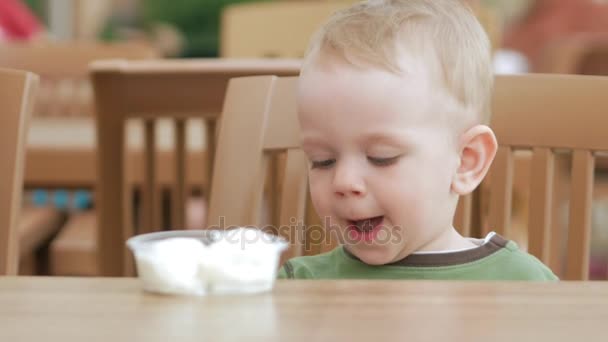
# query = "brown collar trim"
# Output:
<box><xmin>344</xmin><ymin>234</ymin><xmax>510</xmax><ymax>267</ymax></box>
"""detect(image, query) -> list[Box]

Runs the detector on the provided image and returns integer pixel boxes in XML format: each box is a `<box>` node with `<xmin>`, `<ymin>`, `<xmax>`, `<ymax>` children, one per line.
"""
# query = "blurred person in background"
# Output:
<box><xmin>503</xmin><ymin>0</ymin><xmax>608</xmax><ymax>71</ymax></box>
<box><xmin>0</xmin><ymin>0</ymin><xmax>45</xmax><ymax>42</ymax></box>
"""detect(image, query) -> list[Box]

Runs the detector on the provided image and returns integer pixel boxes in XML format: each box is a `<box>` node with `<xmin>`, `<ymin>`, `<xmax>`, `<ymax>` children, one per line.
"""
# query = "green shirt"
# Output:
<box><xmin>278</xmin><ymin>234</ymin><xmax>558</xmax><ymax>281</ymax></box>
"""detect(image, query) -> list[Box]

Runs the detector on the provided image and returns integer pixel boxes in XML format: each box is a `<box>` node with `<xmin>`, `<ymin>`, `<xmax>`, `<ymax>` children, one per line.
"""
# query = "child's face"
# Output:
<box><xmin>298</xmin><ymin>59</ymin><xmax>463</xmax><ymax>265</ymax></box>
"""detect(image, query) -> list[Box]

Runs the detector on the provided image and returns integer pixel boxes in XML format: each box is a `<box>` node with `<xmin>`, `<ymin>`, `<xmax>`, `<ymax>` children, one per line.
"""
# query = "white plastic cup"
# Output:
<box><xmin>126</xmin><ymin>228</ymin><xmax>288</xmax><ymax>296</ymax></box>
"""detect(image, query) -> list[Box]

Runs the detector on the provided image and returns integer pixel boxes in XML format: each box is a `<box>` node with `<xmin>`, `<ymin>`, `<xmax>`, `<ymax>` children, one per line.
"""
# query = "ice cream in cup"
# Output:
<box><xmin>126</xmin><ymin>228</ymin><xmax>288</xmax><ymax>296</ymax></box>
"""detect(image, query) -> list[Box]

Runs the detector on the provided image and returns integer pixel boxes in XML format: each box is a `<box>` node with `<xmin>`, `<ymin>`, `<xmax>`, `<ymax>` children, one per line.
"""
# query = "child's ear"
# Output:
<box><xmin>451</xmin><ymin>125</ymin><xmax>497</xmax><ymax>195</ymax></box>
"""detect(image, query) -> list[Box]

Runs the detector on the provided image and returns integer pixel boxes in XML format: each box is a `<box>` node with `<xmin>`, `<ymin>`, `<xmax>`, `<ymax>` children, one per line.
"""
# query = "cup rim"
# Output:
<box><xmin>126</xmin><ymin>228</ymin><xmax>288</xmax><ymax>252</ymax></box>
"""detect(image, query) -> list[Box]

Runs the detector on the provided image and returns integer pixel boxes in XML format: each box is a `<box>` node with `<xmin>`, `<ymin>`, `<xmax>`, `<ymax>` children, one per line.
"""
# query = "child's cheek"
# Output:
<box><xmin>308</xmin><ymin>181</ymin><xmax>330</xmax><ymax>214</ymax></box>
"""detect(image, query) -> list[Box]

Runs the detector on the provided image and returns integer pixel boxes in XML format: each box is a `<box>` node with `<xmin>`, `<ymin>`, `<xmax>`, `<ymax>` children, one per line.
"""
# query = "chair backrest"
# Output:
<box><xmin>479</xmin><ymin>74</ymin><xmax>608</xmax><ymax>280</ymax></box>
<box><xmin>0</xmin><ymin>42</ymin><xmax>156</xmax><ymax>190</ymax></box>
<box><xmin>0</xmin><ymin>69</ymin><xmax>39</xmax><ymax>275</ymax></box>
<box><xmin>211</xmin><ymin>74</ymin><xmax>608</xmax><ymax>278</ymax></box>
<box><xmin>220</xmin><ymin>1</ymin><xmax>351</xmax><ymax>57</ymax></box>
<box><xmin>0</xmin><ymin>42</ymin><xmax>156</xmax><ymax>117</ymax></box>
<box><xmin>90</xmin><ymin>59</ymin><xmax>300</xmax><ymax>276</ymax></box>
<box><xmin>207</xmin><ymin>76</ymin><xmax>310</xmax><ymax>261</ymax></box>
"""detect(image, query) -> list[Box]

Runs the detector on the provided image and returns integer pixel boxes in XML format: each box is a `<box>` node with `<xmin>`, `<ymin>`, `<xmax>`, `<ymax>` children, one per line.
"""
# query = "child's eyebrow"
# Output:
<box><xmin>361</xmin><ymin>132</ymin><xmax>411</xmax><ymax>147</ymax></box>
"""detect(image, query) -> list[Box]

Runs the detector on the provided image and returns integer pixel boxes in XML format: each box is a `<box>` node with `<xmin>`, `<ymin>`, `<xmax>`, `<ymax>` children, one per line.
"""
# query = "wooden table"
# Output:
<box><xmin>1</xmin><ymin>277</ymin><xmax>607</xmax><ymax>341</ymax></box>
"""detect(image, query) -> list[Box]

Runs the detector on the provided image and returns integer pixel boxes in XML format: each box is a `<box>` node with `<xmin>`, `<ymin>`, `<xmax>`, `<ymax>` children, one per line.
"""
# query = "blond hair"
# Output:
<box><xmin>303</xmin><ymin>0</ymin><xmax>493</xmax><ymax>125</ymax></box>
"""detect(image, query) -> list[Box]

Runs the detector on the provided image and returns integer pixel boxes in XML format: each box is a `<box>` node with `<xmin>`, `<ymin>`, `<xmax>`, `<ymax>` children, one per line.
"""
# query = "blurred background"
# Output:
<box><xmin>4</xmin><ymin>0</ymin><xmax>605</xmax><ymax>69</ymax></box>
<box><xmin>2</xmin><ymin>0</ymin><xmax>608</xmax><ymax>279</ymax></box>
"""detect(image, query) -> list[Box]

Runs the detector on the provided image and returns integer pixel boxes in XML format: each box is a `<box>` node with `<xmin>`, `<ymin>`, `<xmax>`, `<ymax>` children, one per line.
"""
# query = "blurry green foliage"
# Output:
<box><xmin>23</xmin><ymin>0</ymin><xmax>46</xmax><ymax>24</ymax></box>
<box><xmin>141</xmin><ymin>0</ymin><xmax>271</xmax><ymax>57</ymax></box>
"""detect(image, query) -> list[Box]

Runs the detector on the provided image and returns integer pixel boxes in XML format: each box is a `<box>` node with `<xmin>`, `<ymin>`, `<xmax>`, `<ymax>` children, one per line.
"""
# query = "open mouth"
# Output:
<box><xmin>348</xmin><ymin>216</ymin><xmax>384</xmax><ymax>232</ymax></box>
<box><xmin>346</xmin><ymin>216</ymin><xmax>384</xmax><ymax>242</ymax></box>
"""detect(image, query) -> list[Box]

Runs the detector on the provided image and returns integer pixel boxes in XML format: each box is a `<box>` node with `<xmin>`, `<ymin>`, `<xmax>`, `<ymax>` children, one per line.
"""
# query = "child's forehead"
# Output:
<box><xmin>297</xmin><ymin>70</ymin><xmax>464</xmax><ymax>145</ymax></box>
<box><xmin>299</xmin><ymin>64</ymin><xmax>437</xmax><ymax>116</ymax></box>
<box><xmin>299</xmin><ymin>50</ymin><xmax>469</xmax><ymax>129</ymax></box>
<box><xmin>303</xmin><ymin>46</ymin><xmax>437</xmax><ymax>79</ymax></box>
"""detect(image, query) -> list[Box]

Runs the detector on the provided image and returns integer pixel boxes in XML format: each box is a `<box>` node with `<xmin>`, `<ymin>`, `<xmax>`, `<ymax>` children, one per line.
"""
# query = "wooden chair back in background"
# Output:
<box><xmin>0</xmin><ymin>42</ymin><xmax>158</xmax><ymax>276</ymax></box>
<box><xmin>202</xmin><ymin>72</ymin><xmax>607</xmax><ymax>279</ymax></box>
<box><xmin>90</xmin><ymin>59</ymin><xmax>300</xmax><ymax>276</ymax></box>
<box><xmin>0</xmin><ymin>42</ymin><xmax>157</xmax><ymax>188</ymax></box>
<box><xmin>478</xmin><ymin>74</ymin><xmax>608</xmax><ymax>280</ymax></box>
<box><xmin>0</xmin><ymin>69</ymin><xmax>39</xmax><ymax>275</ymax></box>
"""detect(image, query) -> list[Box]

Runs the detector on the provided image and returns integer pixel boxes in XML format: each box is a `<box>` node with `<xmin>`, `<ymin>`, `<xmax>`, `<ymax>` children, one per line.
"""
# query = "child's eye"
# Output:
<box><xmin>311</xmin><ymin>159</ymin><xmax>335</xmax><ymax>169</ymax></box>
<box><xmin>367</xmin><ymin>156</ymin><xmax>399</xmax><ymax>166</ymax></box>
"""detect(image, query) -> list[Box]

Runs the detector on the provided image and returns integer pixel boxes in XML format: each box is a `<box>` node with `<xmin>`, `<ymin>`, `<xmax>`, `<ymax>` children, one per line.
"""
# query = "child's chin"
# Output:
<box><xmin>350</xmin><ymin>248</ymin><xmax>396</xmax><ymax>266</ymax></box>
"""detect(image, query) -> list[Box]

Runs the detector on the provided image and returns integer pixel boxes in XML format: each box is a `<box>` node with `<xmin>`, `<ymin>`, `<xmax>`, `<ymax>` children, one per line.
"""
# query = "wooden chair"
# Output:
<box><xmin>0</xmin><ymin>41</ymin><xmax>157</xmax><ymax>186</ymax></box>
<box><xmin>0</xmin><ymin>42</ymin><xmax>158</xmax><ymax>276</ymax></box>
<box><xmin>0</xmin><ymin>42</ymin><xmax>155</xmax><ymax>273</ymax></box>
<box><xmin>0</xmin><ymin>68</ymin><xmax>39</xmax><ymax>275</ymax></box>
<box><xmin>207</xmin><ymin>76</ymin><xmax>309</xmax><ymax>262</ymax></box>
<box><xmin>209</xmin><ymin>73</ymin><xmax>606</xmax><ymax>279</ymax></box>
<box><xmin>90</xmin><ymin>59</ymin><xmax>301</xmax><ymax>276</ymax></box>
<box><xmin>475</xmin><ymin>74</ymin><xmax>608</xmax><ymax>280</ymax></box>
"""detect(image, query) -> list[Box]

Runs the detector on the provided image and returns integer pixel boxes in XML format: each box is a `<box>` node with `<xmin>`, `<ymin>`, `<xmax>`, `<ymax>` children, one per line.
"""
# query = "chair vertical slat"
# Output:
<box><xmin>278</xmin><ymin>149</ymin><xmax>308</xmax><ymax>261</ymax></box>
<box><xmin>140</xmin><ymin>120</ymin><xmax>159</xmax><ymax>233</ymax></box>
<box><xmin>454</xmin><ymin>194</ymin><xmax>472</xmax><ymax>236</ymax></box>
<box><xmin>172</xmin><ymin>119</ymin><xmax>186</xmax><ymax>229</ymax></box>
<box><xmin>0</xmin><ymin>71</ymin><xmax>37</xmax><ymax>275</ymax></box>
<box><xmin>122</xmin><ymin>130</ymin><xmax>137</xmax><ymax>276</ymax></box>
<box><xmin>487</xmin><ymin>146</ymin><xmax>514</xmax><ymax>236</ymax></box>
<box><xmin>565</xmin><ymin>149</ymin><xmax>594</xmax><ymax>280</ymax></box>
<box><xmin>122</xmin><ymin>172</ymin><xmax>136</xmax><ymax>276</ymax></box>
<box><xmin>268</xmin><ymin>153</ymin><xmax>285</xmax><ymax>226</ymax></box>
<box><xmin>205</xmin><ymin>120</ymin><xmax>217</xmax><ymax>198</ymax></box>
<box><xmin>122</xmin><ymin>182</ymin><xmax>136</xmax><ymax>276</ymax></box>
<box><xmin>549</xmin><ymin>154</ymin><xmax>570</xmax><ymax>277</ymax></box>
<box><xmin>93</xmin><ymin>73</ymin><xmax>128</xmax><ymax>276</ymax></box>
<box><xmin>469</xmin><ymin>189</ymin><xmax>483</xmax><ymax>238</ymax></box>
<box><xmin>527</xmin><ymin>147</ymin><xmax>555</xmax><ymax>265</ymax></box>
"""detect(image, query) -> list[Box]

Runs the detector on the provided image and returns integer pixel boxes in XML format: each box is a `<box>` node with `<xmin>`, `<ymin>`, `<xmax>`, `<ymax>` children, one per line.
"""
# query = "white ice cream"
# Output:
<box><xmin>131</xmin><ymin>228</ymin><xmax>287</xmax><ymax>296</ymax></box>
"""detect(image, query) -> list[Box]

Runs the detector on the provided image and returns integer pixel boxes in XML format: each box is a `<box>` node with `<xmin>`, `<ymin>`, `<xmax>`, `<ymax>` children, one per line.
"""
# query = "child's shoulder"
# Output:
<box><xmin>278</xmin><ymin>248</ymin><xmax>344</xmax><ymax>279</ymax></box>
<box><xmin>481</xmin><ymin>235</ymin><xmax>558</xmax><ymax>281</ymax></box>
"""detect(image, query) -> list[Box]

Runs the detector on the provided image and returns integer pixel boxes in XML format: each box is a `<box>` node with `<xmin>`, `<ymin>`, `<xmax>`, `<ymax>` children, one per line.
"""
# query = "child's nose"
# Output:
<box><xmin>332</xmin><ymin>161</ymin><xmax>366</xmax><ymax>197</ymax></box>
